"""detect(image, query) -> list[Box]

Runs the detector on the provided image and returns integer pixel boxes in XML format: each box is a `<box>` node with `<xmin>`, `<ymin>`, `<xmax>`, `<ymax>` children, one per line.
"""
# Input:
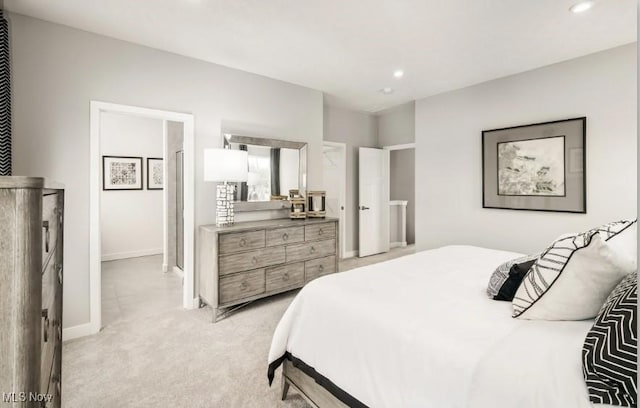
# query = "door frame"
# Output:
<box><xmin>322</xmin><ymin>141</ymin><xmax>347</xmax><ymax>258</ymax></box>
<box><xmin>83</xmin><ymin>101</ymin><xmax>196</xmax><ymax>339</ymax></box>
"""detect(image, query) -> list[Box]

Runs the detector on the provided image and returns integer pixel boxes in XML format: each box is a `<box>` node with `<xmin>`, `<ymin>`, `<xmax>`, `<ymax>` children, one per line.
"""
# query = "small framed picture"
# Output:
<box><xmin>147</xmin><ymin>157</ymin><xmax>164</xmax><ymax>190</ymax></box>
<box><xmin>482</xmin><ymin>117</ymin><xmax>586</xmax><ymax>213</ymax></box>
<box><xmin>103</xmin><ymin>156</ymin><xmax>143</xmax><ymax>190</ymax></box>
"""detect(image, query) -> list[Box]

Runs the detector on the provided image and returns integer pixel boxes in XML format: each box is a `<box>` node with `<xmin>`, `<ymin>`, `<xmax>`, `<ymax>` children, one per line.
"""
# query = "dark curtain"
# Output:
<box><xmin>270</xmin><ymin>148</ymin><xmax>280</xmax><ymax>196</ymax></box>
<box><xmin>0</xmin><ymin>10</ymin><xmax>11</xmax><ymax>176</ymax></box>
<box><xmin>239</xmin><ymin>144</ymin><xmax>248</xmax><ymax>201</ymax></box>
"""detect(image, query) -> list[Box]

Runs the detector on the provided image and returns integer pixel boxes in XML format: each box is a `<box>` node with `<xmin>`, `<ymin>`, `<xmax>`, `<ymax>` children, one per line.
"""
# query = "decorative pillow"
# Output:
<box><xmin>493</xmin><ymin>259</ymin><xmax>537</xmax><ymax>301</ymax></box>
<box><xmin>583</xmin><ymin>272</ymin><xmax>637</xmax><ymax>407</ymax></box>
<box><xmin>487</xmin><ymin>255</ymin><xmax>538</xmax><ymax>300</ymax></box>
<box><xmin>512</xmin><ymin>220</ymin><xmax>637</xmax><ymax>320</ymax></box>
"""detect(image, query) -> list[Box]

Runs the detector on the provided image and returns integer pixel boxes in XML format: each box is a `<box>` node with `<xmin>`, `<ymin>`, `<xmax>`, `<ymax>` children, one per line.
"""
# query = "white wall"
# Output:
<box><xmin>10</xmin><ymin>13</ymin><xmax>324</xmax><ymax>328</ymax></box>
<box><xmin>100</xmin><ymin>112</ymin><xmax>164</xmax><ymax>261</ymax></box>
<box><xmin>377</xmin><ymin>102</ymin><xmax>415</xmax><ymax>146</ymax></box>
<box><xmin>416</xmin><ymin>44</ymin><xmax>637</xmax><ymax>254</ymax></box>
<box><xmin>323</xmin><ymin>104</ymin><xmax>378</xmax><ymax>255</ymax></box>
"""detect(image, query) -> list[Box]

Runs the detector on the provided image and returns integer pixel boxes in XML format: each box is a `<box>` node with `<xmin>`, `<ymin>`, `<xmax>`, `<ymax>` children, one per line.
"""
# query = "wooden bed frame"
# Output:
<box><xmin>282</xmin><ymin>360</ymin><xmax>348</xmax><ymax>408</ymax></box>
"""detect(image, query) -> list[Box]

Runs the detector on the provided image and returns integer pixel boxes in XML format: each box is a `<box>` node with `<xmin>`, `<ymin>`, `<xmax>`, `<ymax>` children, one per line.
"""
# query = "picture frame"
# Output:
<box><xmin>482</xmin><ymin>117</ymin><xmax>586</xmax><ymax>213</ymax></box>
<box><xmin>147</xmin><ymin>157</ymin><xmax>164</xmax><ymax>190</ymax></box>
<box><xmin>102</xmin><ymin>156</ymin><xmax>143</xmax><ymax>190</ymax></box>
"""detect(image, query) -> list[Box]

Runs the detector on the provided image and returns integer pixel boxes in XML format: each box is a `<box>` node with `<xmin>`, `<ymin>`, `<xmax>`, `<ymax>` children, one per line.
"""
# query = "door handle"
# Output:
<box><xmin>359</xmin><ymin>206</ymin><xmax>370</xmax><ymax>210</ymax></box>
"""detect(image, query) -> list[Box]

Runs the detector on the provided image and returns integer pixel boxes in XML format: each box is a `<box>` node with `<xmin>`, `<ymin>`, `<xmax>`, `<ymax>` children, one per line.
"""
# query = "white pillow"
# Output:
<box><xmin>512</xmin><ymin>220</ymin><xmax>637</xmax><ymax>320</ymax></box>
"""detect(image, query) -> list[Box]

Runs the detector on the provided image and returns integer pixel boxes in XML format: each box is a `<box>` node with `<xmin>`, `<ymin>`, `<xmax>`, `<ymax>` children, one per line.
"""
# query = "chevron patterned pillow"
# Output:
<box><xmin>583</xmin><ymin>272</ymin><xmax>637</xmax><ymax>407</ymax></box>
<box><xmin>513</xmin><ymin>220</ymin><xmax>637</xmax><ymax>320</ymax></box>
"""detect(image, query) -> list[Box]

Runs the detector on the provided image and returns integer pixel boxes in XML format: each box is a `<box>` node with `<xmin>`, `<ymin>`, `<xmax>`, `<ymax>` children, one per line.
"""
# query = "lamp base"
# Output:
<box><xmin>216</xmin><ymin>182</ymin><xmax>235</xmax><ymax>227</ymax></box>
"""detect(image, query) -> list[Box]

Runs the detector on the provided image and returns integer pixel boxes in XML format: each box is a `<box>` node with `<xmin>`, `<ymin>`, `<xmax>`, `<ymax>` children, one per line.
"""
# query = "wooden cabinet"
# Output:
<box><xmin>0</xmin><ymin>177</ymin><xmax>64</xmax><ymax>408</ymax></box>
<box><xmin>199</xmin><ymin>218</ymin><xmax>339</xmax><ymax>321</ymax></box>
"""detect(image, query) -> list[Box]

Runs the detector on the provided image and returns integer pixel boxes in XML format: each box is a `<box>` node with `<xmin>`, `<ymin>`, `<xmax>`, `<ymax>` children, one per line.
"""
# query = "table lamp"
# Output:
<box><xmin>204</xmin><ymin>148</ymin><xmax>248</xmax><ymax>226</ymax></box>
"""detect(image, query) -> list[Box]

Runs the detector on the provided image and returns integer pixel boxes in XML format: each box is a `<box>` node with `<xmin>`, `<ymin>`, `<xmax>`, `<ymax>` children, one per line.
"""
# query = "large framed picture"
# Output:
<box><xmin>482</xmin><ymin>117</ymin><xmax>586</xmax><ymax>213</ymax></box>
<box><xmin>147</xmin><ymin>157</ymin><xmax>164</xmax><ymax>190</ymax></box>
<box><xmin>102</xmin><ymin>156</ymin><xmax>143</xmax><ymax>190</ymax></box>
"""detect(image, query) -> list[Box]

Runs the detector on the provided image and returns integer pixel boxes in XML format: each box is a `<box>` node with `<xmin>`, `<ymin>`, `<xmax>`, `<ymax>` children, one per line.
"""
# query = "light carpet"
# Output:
<box><xmin>62</xmin><ymin>292</ymin><xmax>308</xmax><ymax>408</ymax></box>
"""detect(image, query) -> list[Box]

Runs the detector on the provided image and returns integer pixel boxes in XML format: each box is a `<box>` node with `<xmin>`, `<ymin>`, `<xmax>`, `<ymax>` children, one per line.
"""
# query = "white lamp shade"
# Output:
<box><xmin>203</xmin><ymin>148</ymin><xmax>248</xmax><ymax>182</ymax></box>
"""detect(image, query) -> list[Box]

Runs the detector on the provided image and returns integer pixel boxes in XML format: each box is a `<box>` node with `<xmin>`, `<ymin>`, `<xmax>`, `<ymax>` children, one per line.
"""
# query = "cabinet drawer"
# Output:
<box><xmin>219</xmin><ymin>269</ymin><xmax>265</xmax><ymax>304</ymax></box>
<box><xmin>219</xmin><ymin>246</ymin><xmax>285</xmax><ymax>276</ymax></box>
<box><xmin>305</xmin><ymin>222</ymin><xmax>335</xmax><ymax>241</ymax></box>
<box><xmin>266</xmin><ymin>262</ymin><xmax>304</xmax><ymax>292</ymax></box>
<box><xmin>219</xmin><ymin>230</ymin><xmax>265</xmax><ymax>254</ymax></box>
<box><xmin>305</xmin><ymin>256</ymin><xmax>337</xmax><ymax>282</ymax></box>
<box><xmin>42</xmin><ymin>193</ymin><xmax>60</xmax><ymax>268</ymax></box>
<box><xmin>266</xmin><ymin>227</ymin><xmax>304</xmax><ymax>247</ymax></box>
<box><xmin>286</xmin><ymin>239</ymin><xmax>335</xmax><ymax>263</ymax></box>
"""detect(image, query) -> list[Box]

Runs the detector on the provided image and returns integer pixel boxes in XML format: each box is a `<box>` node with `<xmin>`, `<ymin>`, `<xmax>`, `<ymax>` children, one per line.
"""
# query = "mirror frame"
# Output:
<box><xmin>224</xmin><ymin>134</ymin><xmax>308</xmax><ymax>212</ymax></box>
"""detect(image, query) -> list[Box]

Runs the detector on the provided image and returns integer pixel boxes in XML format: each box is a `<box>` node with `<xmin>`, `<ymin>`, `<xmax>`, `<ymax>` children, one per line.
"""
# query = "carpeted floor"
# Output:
<box><xmin>63</xmin><ymin>246</ymin><xmax>415</xmax><ymax>407</ymax></box>
<box><xmin>63</xmin><ymin>292</ymin><xmax>308</xmax><ymax>408</ymax></box>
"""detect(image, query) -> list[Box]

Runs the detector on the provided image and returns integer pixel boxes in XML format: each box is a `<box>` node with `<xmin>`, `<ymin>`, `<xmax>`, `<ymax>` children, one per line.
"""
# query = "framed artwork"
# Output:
<box><xmin>482</xmin><ymin>117</ymin><xmax>586</xmax><ymax>213</ymax></box>
<box><xmin>103</xmin><ymin>156</ymin><xmax>143</xmax><ymax>190</ymax></box>
<box><xmin>147</xmin><ymin>157</ymin><xmax>164</xmax><ymax>190</ymax></box>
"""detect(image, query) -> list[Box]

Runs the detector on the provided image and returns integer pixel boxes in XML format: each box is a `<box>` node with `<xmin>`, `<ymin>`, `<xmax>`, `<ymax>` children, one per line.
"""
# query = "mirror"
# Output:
<box><xmin>224</xmin><ymin>135</ymin><xmax>307</xmax><ymax>211</ymax></box>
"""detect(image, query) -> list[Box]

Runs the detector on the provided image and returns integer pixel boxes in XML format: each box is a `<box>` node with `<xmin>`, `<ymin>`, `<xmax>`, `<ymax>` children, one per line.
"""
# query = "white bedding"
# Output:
<box><xmin>268</xmin><ymin>245</ymin><xmax>604</xmax><ymax>408</ymax></box>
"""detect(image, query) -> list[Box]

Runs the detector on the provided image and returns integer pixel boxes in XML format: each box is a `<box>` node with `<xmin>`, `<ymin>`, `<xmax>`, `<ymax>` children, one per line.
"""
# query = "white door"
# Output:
<box><xmin>322</xmin><ymin>142</ymin><xmax>347</xmax><ymax>258</ymax></box>
<box><xmin>358</xmin><ymin>147</ymin><xmax>389</xmax><ymax>257</ymax></box>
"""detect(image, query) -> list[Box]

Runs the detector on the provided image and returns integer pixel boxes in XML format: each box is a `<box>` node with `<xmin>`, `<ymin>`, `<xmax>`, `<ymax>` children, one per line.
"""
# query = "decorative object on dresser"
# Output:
<box><xmin>0</xmin><ymin>177</ymin><xmax>64</xmax><ymax>408</ymax></box>
<box><xmin>203</xmin><ymin>148</ymin><xmax>248</xmax><ymax>226</ymax></box>
<box><xmin>102</xmin><ymin>155</ymin><xmax>143</xmax><ymax>190</ymax></box>
<box><xmin>482</xmin><ymin>117</ymin><xmax>586</xmax><ymax>213</ymax></box>
<box><xmin>198</xmin><ymin>217</ymin><xmax>339</xmax><ymax>321</ymax></box>
<box><xmin>307</xmin><ymin>191</ymin><xmax>326</xmax><ymax>218</ymax></box>
<box><xmin>146</xmin><ymin>157</ymin><xmax>164</xmax><ymax>190</ymax></box>
<box><xmin>289</xmin><ymin>189</ymin><xmax>306</xmax><ymax>219</ymax></box>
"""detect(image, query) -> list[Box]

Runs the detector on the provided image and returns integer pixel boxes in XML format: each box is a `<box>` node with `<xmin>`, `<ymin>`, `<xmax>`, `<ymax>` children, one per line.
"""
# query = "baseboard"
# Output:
<box><xmin>101</xmin><ymin>248</ymin><xmax>163</xmax><ymax>262</ymax></box>
<box><xmin>344</xmin><ymin>250</ymin><xmax>358</xmax><ymax>258</ymax></box>
<box><xmin>62</xmin><ymin>321</ymin><xmax>99</xmax><ymax>342</ymax></box>
<box><xmin>390</xmin><ymin>241</ymin><xmax>407</xmax><ymax>249</ymax></box>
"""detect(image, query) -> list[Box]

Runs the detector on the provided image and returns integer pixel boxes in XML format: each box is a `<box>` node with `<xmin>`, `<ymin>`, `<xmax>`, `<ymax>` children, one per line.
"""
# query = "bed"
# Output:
<box><xmin>268</xmin><ymin>245</ymin><xmax>615</xmax><ymax>408</ymax></box>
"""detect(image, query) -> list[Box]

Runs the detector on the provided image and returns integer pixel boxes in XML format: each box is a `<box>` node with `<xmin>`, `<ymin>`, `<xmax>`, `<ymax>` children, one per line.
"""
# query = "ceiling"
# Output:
<box><xmin>5</xmin><ymin>0</ymin><xmax>636</xmax><ymax>112</ymax></box>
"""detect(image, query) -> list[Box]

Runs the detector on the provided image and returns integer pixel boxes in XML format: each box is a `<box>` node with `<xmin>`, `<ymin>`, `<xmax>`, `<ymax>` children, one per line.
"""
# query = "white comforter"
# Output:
<box><xmin>268</xmin><ymin>245</ymin><xmax>602</xmax><ymax>408</ymax></box>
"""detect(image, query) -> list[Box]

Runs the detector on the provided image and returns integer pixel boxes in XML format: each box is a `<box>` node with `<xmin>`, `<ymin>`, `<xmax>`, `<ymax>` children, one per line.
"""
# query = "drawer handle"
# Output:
<box><xmin>319</xmin><ymin>264</ymin><xmax>324</xmax><ymax>272</ymax></box>
<box><xmin>282</xmin><ymin>272</ymin><xmax>289</xmax><ymax>281</ymax></box>
<box><xmin>43</xmin><ymin>221</ymin><xmax>50</xmax><ymax>253</ymax></box>
<box><xmin>42</xmin><ymin>309</ymin><xmax>49</xmax><ymax>343</ymax></box>
<box><xmin>240</xmin><ymin>281</ymin><xmax>249</xmax><ymax>290</ymax></box>
<box><xmin>56</xmin><ymin>264</ymin><xmax>63</xmax><ymax>285</ymax></box>
<box><xmin>239</xmin><ymin>238</ymin><xmax>247</xmax><ymax>247</ymax></box>
<box><xmin>251</xmin><ymin>257</ymin><xmax>258</xmax><ymax>265</ymax></box>
<box><xmin>282</xmin><ymin>233</ymin><xmax>289</xmax><ymax>241</ymax></box>
<box><xmin>318</xmin><ymin>228</ymin><xmax>324</xmax><ymax>236</ymax></box>
<box><xmin>310</xmin><ymin>246</ymin><xmax>316</xmax><ymax>254</ymax></box>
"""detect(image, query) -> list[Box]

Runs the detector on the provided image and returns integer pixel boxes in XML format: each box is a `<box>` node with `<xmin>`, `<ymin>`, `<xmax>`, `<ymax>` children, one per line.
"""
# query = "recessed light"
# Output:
<box><xmin>569</xmin><ymin>1</ymin><xmax>594</xmax><ymax>13</ymax></box>
<box><xmin>393</xmin><ymin>70</ymin><xmax>404</xmax><ymax>78</ymax></box>
<box><xmin>380</xmin><ymin>87</ymin><xmax>394</xmax><ymax>95</ymax></box>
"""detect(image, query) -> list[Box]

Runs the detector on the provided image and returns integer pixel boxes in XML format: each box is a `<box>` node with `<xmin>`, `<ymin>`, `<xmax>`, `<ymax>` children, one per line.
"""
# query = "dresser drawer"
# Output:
<box><xmin>266</xmin><ymin>262</ymin><xmax>304</xmax><ymax>292</ymax></box>
<box><xmin>219</xmin><ymin>246</ymin><xmax>285</xmax><ymax>276</ymax></box>
<box><xmin>219</xmin><ymin>230</ymin><xmax>266</xmax><ymax>254</ymax></box>
<box><xmin>305</xmin><ymin>256</ymin><xmax>337</xmax><ymax>282</ymax></box>
<box><xmin>286</xmin><ymin>239</ymin><xmax>335</xmax><ymax>263</ymax></box>
<box><xmin>219</xmin><ymin>269</ymin><xmax>265</xmax><ymax>304</ymax></box>
<box><xmin>42</xmin><ymin>193</ymin><xmax>60</xmax><ymax>268</ymax></box>
<box><xmin>266</xmin><ymin>226</ymin><xmax>304</xmax><ymax>247</ymax></box>
<box><xmin>305</xmin><ymin>222</ymin><xmax>335</xmax><ymax>241</ymax></box>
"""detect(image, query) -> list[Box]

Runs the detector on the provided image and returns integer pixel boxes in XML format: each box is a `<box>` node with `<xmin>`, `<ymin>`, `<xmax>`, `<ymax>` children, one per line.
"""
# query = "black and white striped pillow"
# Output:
<box><xmin>513</xmin><ymin>220</ymin><xmax>637</xmax><ymax>320</ymax></box>
<box><xmin>583</xmin><ymin>272</ymin><xmax>637</xmax><ymax>407</ymax></box>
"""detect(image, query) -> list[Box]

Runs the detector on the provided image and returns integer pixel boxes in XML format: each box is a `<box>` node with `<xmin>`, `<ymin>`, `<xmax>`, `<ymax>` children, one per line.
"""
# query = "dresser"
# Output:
<box><xmin>0</xmin><ymin>177</ymin><xmax>64</xmax><ymax>407</ymax></box>
<box><xmin>199</xmin><ymin>218</ymin><xmax>339</xmax><ymax>321</ymax></box>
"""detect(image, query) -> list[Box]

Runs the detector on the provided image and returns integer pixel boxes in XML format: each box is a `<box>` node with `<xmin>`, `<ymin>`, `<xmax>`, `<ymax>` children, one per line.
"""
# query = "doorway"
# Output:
<box><xmin>385</xmin><ymin>143</ymin><xmax>416</xmax><ymax>248</ymax></box>
<box><xmin>83</xmin><ymin>101</ymin><xmax>195</xmax><ymax>339</ymax></box>
<box><xmin>322</xmin><ymin>142</ymin><xmax>347</xmax><ymax>258</ymax></box>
